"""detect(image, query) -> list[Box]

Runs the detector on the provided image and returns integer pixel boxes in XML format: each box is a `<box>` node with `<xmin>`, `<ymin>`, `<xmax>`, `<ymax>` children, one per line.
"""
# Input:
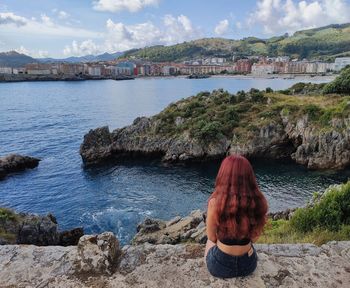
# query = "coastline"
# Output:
<box><xmin>0</xmin><ymin>73</ymin><xmax>337</xmax><ymax>83</ymax></box>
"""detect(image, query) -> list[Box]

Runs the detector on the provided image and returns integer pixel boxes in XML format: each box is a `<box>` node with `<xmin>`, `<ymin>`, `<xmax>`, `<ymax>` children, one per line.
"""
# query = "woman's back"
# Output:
<box><xmin>205</xmin><ymin>155</ymin><xmax>268</xmax><ymax>278</ymax></box>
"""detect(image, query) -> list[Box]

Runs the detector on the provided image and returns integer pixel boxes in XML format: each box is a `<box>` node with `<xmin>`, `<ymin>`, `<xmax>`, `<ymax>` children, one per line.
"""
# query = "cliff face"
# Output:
<box><xmin>0</xmin><ymin>232</ymin><xmax>349</xmax><ymax>288</ymax></box>
<box><xmin>80</xmin><ymin>90</ymin><xmax>350</xmax><ymax>170</ymax></box>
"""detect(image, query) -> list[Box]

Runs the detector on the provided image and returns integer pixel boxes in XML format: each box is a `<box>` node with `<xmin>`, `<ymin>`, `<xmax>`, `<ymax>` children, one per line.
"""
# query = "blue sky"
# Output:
<box><xmin>0</xmin><ymin>0</ymin><xmax>350</xmax><ymax>58</ymax></box>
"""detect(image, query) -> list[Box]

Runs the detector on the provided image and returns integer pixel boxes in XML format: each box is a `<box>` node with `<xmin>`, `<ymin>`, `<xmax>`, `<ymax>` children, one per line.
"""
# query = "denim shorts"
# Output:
<box><xmin>206</xmin><ymin>245</ymin><xmax>257</xmax><ymax>278</ymax></box>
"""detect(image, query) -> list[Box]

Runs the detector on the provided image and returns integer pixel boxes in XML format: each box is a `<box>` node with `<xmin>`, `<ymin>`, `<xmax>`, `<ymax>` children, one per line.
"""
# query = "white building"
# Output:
<box><xmin>334</xmin><ymin>57</ymin><xmax>350</xmax><ymax>71</ymax></box>
<box><xmin>88</xmin><ymin>66</ymin><xmax>101</xmax><ymax>76</ymax></box>
<box><xmin>13</xmin><ymin>68</ymin><xmax>25</xmax><ymax>74</ymax></box>
<box><xmin>251</xmin><ymin>63</ymin><xmax>275</xmax><ymax>75</ymax></box>
<box><xmin>0</xmin><ymin>67</ymin><xmax>12</xmax><ymax>74</ymax></box>
<box><xmin>27</xmin><ymin>69</ymin><xmax>51</xmax><ymax>75</ymax></box>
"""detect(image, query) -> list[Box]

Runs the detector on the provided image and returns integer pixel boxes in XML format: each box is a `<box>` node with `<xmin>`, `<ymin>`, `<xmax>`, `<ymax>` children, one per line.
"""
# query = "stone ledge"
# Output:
<box><xmin>0</xmin><ymin>233</ymin><xmax>349</xmax><ymax>288</ymax></box>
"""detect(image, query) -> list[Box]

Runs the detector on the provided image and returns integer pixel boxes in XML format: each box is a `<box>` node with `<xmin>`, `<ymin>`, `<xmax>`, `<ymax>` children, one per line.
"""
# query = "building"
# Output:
<box><xmin>13</xmin><ymin>68</ymin><xmax>25</xmax><ymax>74</ymax></box>
<box><xmin>87</xmin><ymin>65</ymin><xmax>102</xmax><ymax>76</ymax></box>
<box><xmin>235</xmin><ymin>59</ymin><xmax>252</xmax><ymax>73</ymax></box>
<box><xmin>251</xmin><ymin>63</ymin><xmax>275</xmax><ymax>75</ymax></box>
<box><xmin>334</xmin><ymin>57</ymin><xmax>350</xmax><ymax>71</ymax></box>
<box><xmin>116</xmin><ymin>61</ymin><xmax>135</xmax><ymax>75</ymax></box>
<box><xmin>25</xmin><ymin>63</ymin><xmax>52</xmax><ymax>75</ymax></box>
<box><xmin>58</xmin><ymin>63</ymin><xmax>84</xmax><ymax>75</ymax></box>
<box><xmin>0</xmin><ymin>67</ymin><xmax>12</xmax><ymax>74</ymax></box>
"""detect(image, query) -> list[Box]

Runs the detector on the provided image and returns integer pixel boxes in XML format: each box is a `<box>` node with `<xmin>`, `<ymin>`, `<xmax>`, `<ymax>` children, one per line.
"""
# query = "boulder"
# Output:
<box><xmin>0</xmin><ymin>154</ymin><xmax>40</xmax><ymax>180</ymax></box>
<box><xmin>74</xmin><ymin>232</ymin><xmax>121</xmax><ymax>276</ymax></box>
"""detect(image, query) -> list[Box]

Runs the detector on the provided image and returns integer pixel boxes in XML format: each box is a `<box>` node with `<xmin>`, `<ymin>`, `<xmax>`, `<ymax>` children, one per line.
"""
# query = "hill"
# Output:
<box><xmin>0</xmin><ymin>51</ymin><xmax>37</xmax><ymax>68</ymax></box>
<box><xmin>124</xmin><ymin>23</ymin><xmax>350</xmax><ymax>62</ymax></box>
<box><xmin>39</xmin><ymin>52</ymin><xmax>123</xmax><ymax>63</ymax></box>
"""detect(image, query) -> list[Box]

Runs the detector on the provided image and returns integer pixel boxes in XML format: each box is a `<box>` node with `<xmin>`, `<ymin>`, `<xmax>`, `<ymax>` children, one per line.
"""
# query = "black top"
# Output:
<box><xmin>219</xmin><ymin>237</ymin><xmax>251</xmax><ymax>246</ymax></box>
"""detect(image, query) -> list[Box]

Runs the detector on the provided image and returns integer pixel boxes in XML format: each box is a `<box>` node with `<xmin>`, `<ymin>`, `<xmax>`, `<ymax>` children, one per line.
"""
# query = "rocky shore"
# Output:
<box><xmin>80</xmin><ymin>99</ymin><xmax>350</xmax><ymax>170</ymax></box>
<box><xmin>0</xmin><ymin>154</ymin><xmax>40</xmax><ymax>180</ymax></box>
<box><xmin>0</xmin><ymin>231</ymin><xmax>349</xmax><ymax>287</ymax></box>
<box><xmin>0</xmin><ymin>208</ymin><xmax>83</xmax><ymax>246</ymax></box>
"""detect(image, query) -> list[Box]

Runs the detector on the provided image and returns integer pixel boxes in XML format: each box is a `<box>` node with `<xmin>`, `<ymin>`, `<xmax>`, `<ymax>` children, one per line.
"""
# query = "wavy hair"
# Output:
<box><xmin>208</xmin><ymin>155</ymin><xmax>268</xmax><ymax>240</ymax></box>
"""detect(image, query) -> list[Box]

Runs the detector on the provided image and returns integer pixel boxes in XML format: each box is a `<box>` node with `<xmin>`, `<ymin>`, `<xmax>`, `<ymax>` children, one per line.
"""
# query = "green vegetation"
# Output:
<box><xmin>152</xmin><ymin>79</ymin><xmax>349</xmax><ymax>144</ymax></box>
<box><xmin>0</xmin><ymin>208</ymin><xmax>19</xmax><ymax>244</ymax></box>
<box><xmin>124</xmin><ymin>23</ymin><xmax>350</xmax><ymax>62</ymax></box>
<box><xmin>323</xmin><ymin>66</ymin><xmax>350</xmax><ymax>94</ymax></box>
<box><xmin>258</xmin><ymin>181</ymin><xmax>350</xmax><ymax>246</ymax></box>
<box><xmin>0</xmin><ymin>207</ymin><xmax>18</xmax><ymax>222</ymax></box>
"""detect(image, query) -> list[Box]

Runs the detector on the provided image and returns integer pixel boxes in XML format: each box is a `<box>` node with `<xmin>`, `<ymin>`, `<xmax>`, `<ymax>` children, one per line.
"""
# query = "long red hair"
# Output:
<box><xmin>208</xmin><ymin>155</ymin><xmax>268</xmax><ymax>240</ymax></box>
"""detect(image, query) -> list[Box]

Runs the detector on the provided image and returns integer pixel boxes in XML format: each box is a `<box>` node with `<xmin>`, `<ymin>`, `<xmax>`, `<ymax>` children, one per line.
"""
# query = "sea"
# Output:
<box><xmin>1</xmin><ymin>76</ymin><xmax>349</xmax><ymax>244</ymax></box>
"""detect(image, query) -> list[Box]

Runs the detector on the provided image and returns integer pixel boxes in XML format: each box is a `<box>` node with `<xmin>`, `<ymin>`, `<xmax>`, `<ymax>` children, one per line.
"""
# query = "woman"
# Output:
<box><xmin>205</xmin><ymin>154</ymin><xmax>268</xmax><ymax>278</ymax></box>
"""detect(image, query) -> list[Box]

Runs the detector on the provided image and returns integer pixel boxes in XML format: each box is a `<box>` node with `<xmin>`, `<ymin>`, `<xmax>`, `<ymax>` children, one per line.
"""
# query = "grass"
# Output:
<box><xmin>258</xmin><ymin>181</ymin><xmax>350</xmax><ymax>246</ymax></box>
<box><xmin>0</xmin><ymin>207</ymin><xmax>19</xmax><ymax>222</ymax></box>
<box><xmin>257</xmin><ymin>219</ymin><xmax>350</xmax><ymax>246</ymax></box>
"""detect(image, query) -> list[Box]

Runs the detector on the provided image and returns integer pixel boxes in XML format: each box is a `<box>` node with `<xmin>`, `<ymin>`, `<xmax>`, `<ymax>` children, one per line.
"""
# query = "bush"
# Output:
<box><xmin>290</xmin><ymin>181</ymin><xmax>350</xmax><ymax>232</ymax></box>
<box><xmin>0</xmin><ymin>208</ymin><xmax>17</xmax><ymax>222</ymax></box>
<box><xmin>323</xmin><ymin>66</ymin><xmax>350</xmax><ymax>94</ymax></box>
<box><xmin>302</xmin><ymin>104</ymin><xmax>322</xmax><ymax>121</ymax></box>
<box><xmin>191</xmin><ymin>120</ymin><xmax>223</xmax><ymax>142</ymax></box>
<box><xmin>237</xmin><ymin>90</ymin><xmax>246</xmax><ymax>102</ymax></box>
<box><xmin>265</xmin><ymin>87</ymin><xmax>274</xmax><ymax>93</ymax></box>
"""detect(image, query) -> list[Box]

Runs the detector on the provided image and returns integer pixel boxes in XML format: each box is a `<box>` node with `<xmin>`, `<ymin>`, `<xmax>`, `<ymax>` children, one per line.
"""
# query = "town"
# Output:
<box><xmin>1</xmin><ymin>55</ymin><xmax>350</xmax><ymax>80</ymax></box>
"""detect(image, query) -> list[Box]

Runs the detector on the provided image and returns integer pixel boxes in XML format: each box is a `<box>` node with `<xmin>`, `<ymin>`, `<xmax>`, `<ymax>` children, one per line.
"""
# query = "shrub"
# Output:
<box><xmin>0</xmin><ymin>208</ymin><xmax>18</xmax><ymax>222</ymax></box>
<box><xmin>237</xmin><ymin>90</ymin><xmax>246</xmax><ymax>102</ymax></box>
<box><xmin>265</xmin><ymin>87</ymin><xmax>274</xmax><ymax>93</ymax></box>
<box><xmin>323</xmin><ymin>66</ymin><xmax>350</xmax><ymax>94</ymax></box>
<box><xmin>290</xmin><ymin>181</ymin><xmax>350</xmax><ymax>232</ymax></box>
<box><xmin>302</xmin><ymin>104</ymin><xmax>322</xmax><ymax>121</ymax></box>
<box><xmin>191</xmin><ymin>120</ymin><xmax>223</xmax><ymax>142</ymax></box>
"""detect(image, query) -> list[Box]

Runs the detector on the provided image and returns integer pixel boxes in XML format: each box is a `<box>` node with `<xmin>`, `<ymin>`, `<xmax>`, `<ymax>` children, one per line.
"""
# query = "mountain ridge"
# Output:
<box><xmin>1</xmin><ymin>23</ymin><xmax>350</xmax><ymax>67</ymax></box>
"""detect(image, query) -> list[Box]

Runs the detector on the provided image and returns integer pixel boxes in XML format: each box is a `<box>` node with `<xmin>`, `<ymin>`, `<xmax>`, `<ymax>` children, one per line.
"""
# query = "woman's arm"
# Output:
<box><xmin>206</xmin><ymin>198</ymin><xmax>218</xmax><ymax>243</ymax></box>
<box><xmin>204</xmin><ymin>198</ymin><xmax>218</xmax><ymax>257</ymax></box>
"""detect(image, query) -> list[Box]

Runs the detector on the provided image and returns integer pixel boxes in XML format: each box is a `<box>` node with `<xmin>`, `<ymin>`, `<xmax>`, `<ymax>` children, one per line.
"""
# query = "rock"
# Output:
<box><xmin>79</xmin><ymin>126</ymin><xmax>113</xmax><ymax>165</ymax></box>
<box><xmin>0</xmin><ymin>208</ymin><xmax>84</xmax><ymax>246</ymax></box>
<box><xmin>133</xmin><ymin>210</ymin><xmax>205</xmax><ymax>245</ymax></box>
<box><xmin>80</xmin><ymin>103</ymin><xmax>350</xmax><ymax>170</ymax></box>
<box><xmin>268</xmin><ymin>208</ymin><xmax>296</xmax><ymax>221</ymax></box>
<box><xmin>0</xmin><ymin>240</ymin><xmax>349</xmax><ymax>287</ymax></box>
<box><xmin>74</xmin><ymin>232</ymin><xmax>121</xmax><ymax>276</ymax></box>
<box><xmin>0</xmin><ymin>154</ymin><xmax>40</xmax><ymax>180</ymax></box>
<box><xmin>166</xmin><ymin>216</ymin><xmax>182</xmax><ymax>227</ymax></box>
<box><xmin>59</xmin><ymin>227</ymin><xmax>84</xmax><ymax>246</ymax></box>
<box><xmin>17</xmin><ymin>214</ymin><xmax>59</xmax><ymax>246</ymax></box>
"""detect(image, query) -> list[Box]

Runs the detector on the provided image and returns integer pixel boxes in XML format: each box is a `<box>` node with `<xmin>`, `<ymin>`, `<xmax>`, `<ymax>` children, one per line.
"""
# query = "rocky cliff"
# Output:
<box><xmin>80</xmin><ymin>88</ymin><xmax>350</xmax><ymax>170</ymax></box>
<box><xmin>0</xmin><ymin>232</ymin><xmax>349</xmax><ymax>287</ymax></box>
<box><xmin>0</xmin><ymin>208</ymin><xmax>83</xmax><ymax>246</ymax></box>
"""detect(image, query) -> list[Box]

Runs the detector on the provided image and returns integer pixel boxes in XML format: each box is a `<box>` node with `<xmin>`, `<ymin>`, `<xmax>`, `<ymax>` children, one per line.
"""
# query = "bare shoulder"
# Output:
<box><xmin>208</xmin><ymin>197</ymin><xmax>217</xmax><ymax>209</ymax></box>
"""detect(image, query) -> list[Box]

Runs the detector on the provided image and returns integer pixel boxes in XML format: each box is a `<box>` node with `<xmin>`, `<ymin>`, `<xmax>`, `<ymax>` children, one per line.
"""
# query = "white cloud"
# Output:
<box><xmin>63</xmin><ymin>39</ymin><xmax>100</xmax><ymax>56</ymax></box>
<box><xmin>58</xmin><ymin>11</ymin><xmax>69</xmax><ymax>19</ymax></box>
<box><xmin>15</xmin><ymin>45</ymin><xmax>29</xmax><ymax>55</ymax></box>
<box><xmin>0</xmin><ymin>11</ymin><xmax>101</xmax><ymax>39</ymax></box>
<box><xmin>93</xmin><ymin>0</ymin><xmax>160</xmax><ymax>13</ymax></box>
<box><xmin>41</xmin><ymin>14</ymin><xmax>54</xmax><ymax>26</ymax></box>
<box><xmin>14</xmin><ymin>46</ymin><xmax>49</xmax><ymax>58</ymax></box>
<box><xmin>62</xmin><ymin>14</ymin><xmax>200</xmax><ymax>56</ymax></box>
<box><xmin>250</xmin><ymin>0</ymin><xmax>350</xmax><ymax>34</ymax></box>
<box><xmin>0</xmin><ymin>12</ymin><xmax>27</xmax><ymax>26</ymax></box>
<box><xmin>236</xmin><ymin>21</ymin><xmax>242</xmax><ymax>29</ymax></box>
<box><xmin>214</xmin><ymin>19</ymin><xmax>229</xmax><ymax>35</ymax></box>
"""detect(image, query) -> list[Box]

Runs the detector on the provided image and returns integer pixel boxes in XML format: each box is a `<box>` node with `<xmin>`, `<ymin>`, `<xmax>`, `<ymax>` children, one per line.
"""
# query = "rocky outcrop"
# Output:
<box><xmin>80</xmin><ymin>117</ymin><xmax>230</xmax><ymax>166</ymax></box>
<box><xmin>133</xmin><ymin>209</ymin><xmax>297</xmax><ymax>246</ymax></box>
<box><xmin>0</xmin><ymin>232</ymin><xmax>349</xmax><ymax>287</ymax></box>
<box><xmin>133</xmin><ymin>210</ymin><xmax>206</xmax><ymax>245</ymax></box>
<box><xmin>80</xmin><ymin>113</ymin><xmax>350</xmax><ymax>170</ymax></box>
<box><xmin>0</xmin><ymin>208</ymin><xmax>83</xmax><ymax>246</ymax></box>
<box><xmin>0</xmin><ymin>154</ymin><xmax>40</xmax><ymax>180</ymax></box>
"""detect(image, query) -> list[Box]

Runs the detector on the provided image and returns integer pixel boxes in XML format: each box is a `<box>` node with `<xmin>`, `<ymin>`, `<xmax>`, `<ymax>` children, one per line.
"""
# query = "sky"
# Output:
<box><xmin>0</xmin><ymin>0</ymin><xmax>350</xmax><ymax>58</ymax></box>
